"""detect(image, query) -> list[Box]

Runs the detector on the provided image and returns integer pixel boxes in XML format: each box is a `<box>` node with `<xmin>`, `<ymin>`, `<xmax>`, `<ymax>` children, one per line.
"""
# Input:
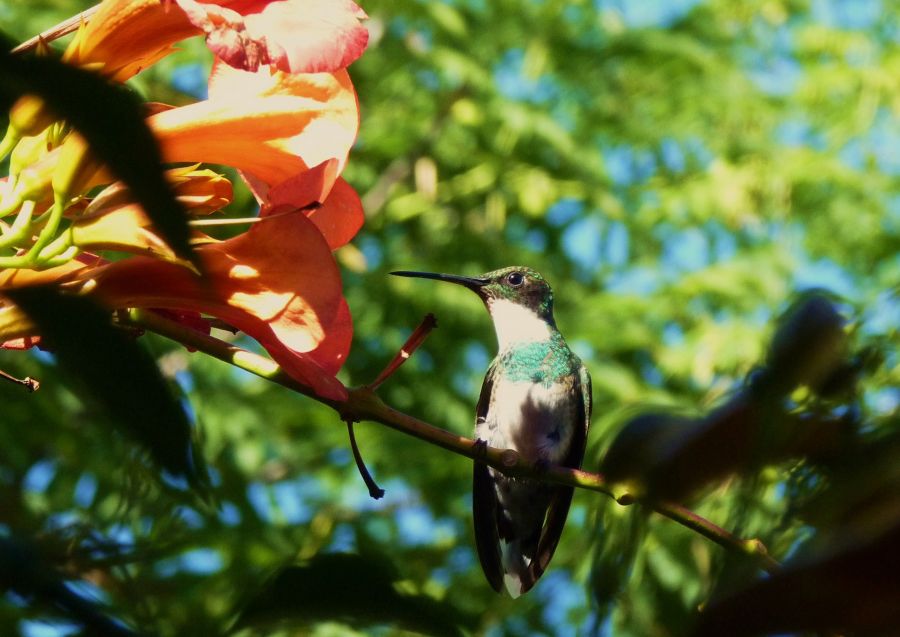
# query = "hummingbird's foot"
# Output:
<box><xmin>473</xmin><ymin>438</ymin><xmax>490</xmax><ymax>460</ymax></box>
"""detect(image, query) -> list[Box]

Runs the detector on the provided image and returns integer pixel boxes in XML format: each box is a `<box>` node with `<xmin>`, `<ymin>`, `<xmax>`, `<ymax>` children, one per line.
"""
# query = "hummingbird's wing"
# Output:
<box><xmin>472</xmin><ymin>362</ymin><xmax>504</xmax><ymax>593</ymax></box>
<box><xmin>521</xmin><ymin>362</ymin><xmax>592</xmax><ymax>592</ymax></box>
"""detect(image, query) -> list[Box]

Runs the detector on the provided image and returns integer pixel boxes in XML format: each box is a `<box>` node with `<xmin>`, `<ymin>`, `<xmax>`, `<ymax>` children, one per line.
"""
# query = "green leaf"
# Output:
<box><xmin>236</xmin><ymin>552</ymin><xmax>468</xmax><ymax>637</ymax></box>
<box><xmin>0</xmin><ymin>36</ymin><xmax>198</xmax><ymax>269</ymax></box>
<box><xmin>5</xmin><ymin>285</ymin><xmax>203</xmax><ymax>489</ymax></box>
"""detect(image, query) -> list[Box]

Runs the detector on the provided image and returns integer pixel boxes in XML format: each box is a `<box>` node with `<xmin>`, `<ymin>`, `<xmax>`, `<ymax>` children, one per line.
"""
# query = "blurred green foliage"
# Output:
<box><xmin>1</xmin><ymin>0</ymin><xmax>898</xmax><ymax>636</ymax></box>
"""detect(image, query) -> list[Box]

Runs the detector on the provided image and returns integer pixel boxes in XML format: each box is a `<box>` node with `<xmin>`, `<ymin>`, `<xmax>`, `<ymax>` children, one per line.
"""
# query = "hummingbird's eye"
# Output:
<box><xmin>506</xmin><ymin>272</ymin><xmax>525</xmax><ymax>287</ymax></box>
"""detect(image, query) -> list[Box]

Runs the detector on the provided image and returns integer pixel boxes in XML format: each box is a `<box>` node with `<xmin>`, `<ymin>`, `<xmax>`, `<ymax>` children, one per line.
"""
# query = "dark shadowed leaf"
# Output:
<box><xmin>0</xmin><ymin>36</ymin><xmax>197</xmax><ymax>268</ymax></box>
<box><xmin>694</xmin><ymin>523</ymin><xmax>900</xmax><ymax>637</ymax></box>
<box><xmin>600</xmin><ymin>294</ymin><xmax>853</xmax><ymax>501</ymax></box>
<box><xmin>801</xmin><ymin>428</ymin><xmax>900</xmax><ymax>542</ymax></box>
<box><xmin>0</xmin><ymin>536</ymin><xmax>140</xmax><ymax>637</ymax></box>
<box><xmin>600</xmin><ymin>412</ymin><xmax>697</xmax><ymax>488</ymax></box>
<box><xmin>765</xmin><ymin>292</ymin><xmax>847</xmax><ymax>395</ymax></box>
<box><xmin>6</xmin><ymin>285</ymin><xmax>203</xmax><ymax>489</ymax></box>
<box><xmin>236</xmin><ymin>552</ymin><xmax>467</xmax><ymax>637</ymax></box>
<box><xmin>606</xmin><ymin>397</ymin><xmax>851</xmax><ymax>501</ymax></box>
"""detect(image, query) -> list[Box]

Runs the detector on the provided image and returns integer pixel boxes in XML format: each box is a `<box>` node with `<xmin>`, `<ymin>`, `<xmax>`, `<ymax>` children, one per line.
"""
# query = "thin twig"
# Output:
<box><xmin>367</xmin><ymin>313</ymin><xmax>437</xmax><ymax>390</ymax></box>
<box><xmin>1</xmin><ymin>368</ymin><xmax>40</xmax><ymax>392</ymax></box>
<box><xmin>124</xmin><ymin>308</ymin><xmax>780</xmax><ymax>572</ymax></box>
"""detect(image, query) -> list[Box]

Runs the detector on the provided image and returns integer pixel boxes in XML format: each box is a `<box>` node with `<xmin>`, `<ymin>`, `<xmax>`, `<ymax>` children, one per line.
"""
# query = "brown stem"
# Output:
<box><xmin>124</xmin><ymin>308</ymin><xmax>780</xmax><ymax>573</ymax></box>
<box><xmin>1</xmin><ymin>368</ymin><xmax>40</xmax><ymax>392</ymax></box>
<box><xmin>652</xmin><ymin>501</ymin><xmax>780</xmax><ymax>574</ymax></box>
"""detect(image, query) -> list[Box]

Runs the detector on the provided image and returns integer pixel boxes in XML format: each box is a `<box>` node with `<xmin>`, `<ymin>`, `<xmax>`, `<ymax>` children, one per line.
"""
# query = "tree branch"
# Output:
<box><xmin>124</xmin><ymin>308</ymin><xmax>780</xmax><ymax>574</ymax></box>
<box><xmin>651</xmin><ymin>501</ymin><xmax>780</xmax><ymax>572</ymax></box>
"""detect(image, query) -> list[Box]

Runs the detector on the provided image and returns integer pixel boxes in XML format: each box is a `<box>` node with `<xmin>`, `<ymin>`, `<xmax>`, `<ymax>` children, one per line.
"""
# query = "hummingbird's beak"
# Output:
<box><xmin>391</xmin><ymin>270</ymin><xmax>489</xmax><ymax>292</ymax></box>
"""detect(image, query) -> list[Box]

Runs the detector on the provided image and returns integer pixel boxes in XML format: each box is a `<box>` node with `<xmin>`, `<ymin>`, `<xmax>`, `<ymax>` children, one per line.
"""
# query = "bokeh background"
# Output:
<box><xmin>1</xmin><ymin>1</ymin><xmax>898</xmax><ymax>635</ymax></box>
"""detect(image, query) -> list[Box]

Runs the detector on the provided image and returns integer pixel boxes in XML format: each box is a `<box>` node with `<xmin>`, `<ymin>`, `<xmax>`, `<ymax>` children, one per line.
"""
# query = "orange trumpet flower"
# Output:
<box><xmin>151</xmin><ymin>60</ymin><xmax>359</xmax><ymax>201</ymax></box>
<box><xmin>2</xmin><ymin>0</ymin><xmax>369</xmax><ymax>399</ymax></box>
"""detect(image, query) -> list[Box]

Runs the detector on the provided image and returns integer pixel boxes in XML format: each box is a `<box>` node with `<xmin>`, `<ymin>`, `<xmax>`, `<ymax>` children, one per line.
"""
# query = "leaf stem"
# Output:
<box><xmin>346</xmin><ymin>420</ymin><xmax>385</xmax><ymax>499</ymax></box>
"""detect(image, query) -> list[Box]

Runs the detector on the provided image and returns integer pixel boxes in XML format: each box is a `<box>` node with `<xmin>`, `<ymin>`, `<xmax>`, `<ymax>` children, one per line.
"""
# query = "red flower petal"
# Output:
<box><xmin>258</xmin><ymin>163</ymin><xmax>363</xmax><ymax>251</ymax></box>
<box><xmin>303</xmin><ymin>297</ymin><xmax>351</xmax><ymax>375</ymax></box>
<box><xmin>175</xmin><ymin>0</ymin><xmax>369</xmax><ymax>73</ymax></box>
<box><xmin>250</xmin><ymin>158</ymin><xmax>340</xmax><ymax>212</ymax></box>
<box><xmin>305</xmin><ymin>178</ymin><xmax>364</xmax><ymax>250</ymax></box>
<box><xmin>80</xmin><ymin>212</ymin><xmax>350</xmax><ymax>401</ymax></box>
<box><xmin>1</xmin><ymin>335</ymin><xmax>41</xmax><ymax>350</ymax></box>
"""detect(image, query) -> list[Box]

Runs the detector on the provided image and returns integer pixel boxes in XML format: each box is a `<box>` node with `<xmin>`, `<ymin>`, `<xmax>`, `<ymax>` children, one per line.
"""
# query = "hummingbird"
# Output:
<box><xmin>391</xmin><ymin>266</ymin><xmax>592</xmax><ymax>597</ymax></box>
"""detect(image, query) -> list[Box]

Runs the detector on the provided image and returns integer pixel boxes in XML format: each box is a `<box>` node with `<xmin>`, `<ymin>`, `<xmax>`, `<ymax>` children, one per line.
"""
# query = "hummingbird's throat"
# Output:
<box><xmin>487</xmin><ymin>298</ymin><xmax>554</xmax><ymax>350</ymax></box>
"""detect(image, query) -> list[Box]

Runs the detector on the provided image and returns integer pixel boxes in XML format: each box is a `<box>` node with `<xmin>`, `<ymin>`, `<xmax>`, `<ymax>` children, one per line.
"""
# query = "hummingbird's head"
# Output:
<box><xmin>476</xmin><ymin>266</ymin><xmax>554</xmax><ymax>321</ymax></box>
<box><xmin>391</xmin><ymin>267</ymin><xmax>557</xmax><ymax>347</ymax></box>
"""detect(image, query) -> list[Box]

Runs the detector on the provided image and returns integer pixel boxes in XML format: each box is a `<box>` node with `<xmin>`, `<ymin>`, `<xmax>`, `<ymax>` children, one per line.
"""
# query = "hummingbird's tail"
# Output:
<box><xmin>501</xmin><ymin>540</ymin><xmax>532</xmax><ymax>598</ymax></box>
<box><xmin>474</xmin><ymin>457</ymin><xmax>576</xmax><ymax>596</ymax></box>
<box><xmin>497</xmin><ymin>482</ymin><xmax>577</xmax><ymax>597</ymax></box>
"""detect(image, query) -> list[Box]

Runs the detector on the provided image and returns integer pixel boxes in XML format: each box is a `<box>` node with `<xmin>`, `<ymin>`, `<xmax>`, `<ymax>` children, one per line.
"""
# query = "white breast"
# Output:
<box><xmin>477</xmin><ymin>378</ymin><xmax>575</xmax><ymax>464</ymax></box>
